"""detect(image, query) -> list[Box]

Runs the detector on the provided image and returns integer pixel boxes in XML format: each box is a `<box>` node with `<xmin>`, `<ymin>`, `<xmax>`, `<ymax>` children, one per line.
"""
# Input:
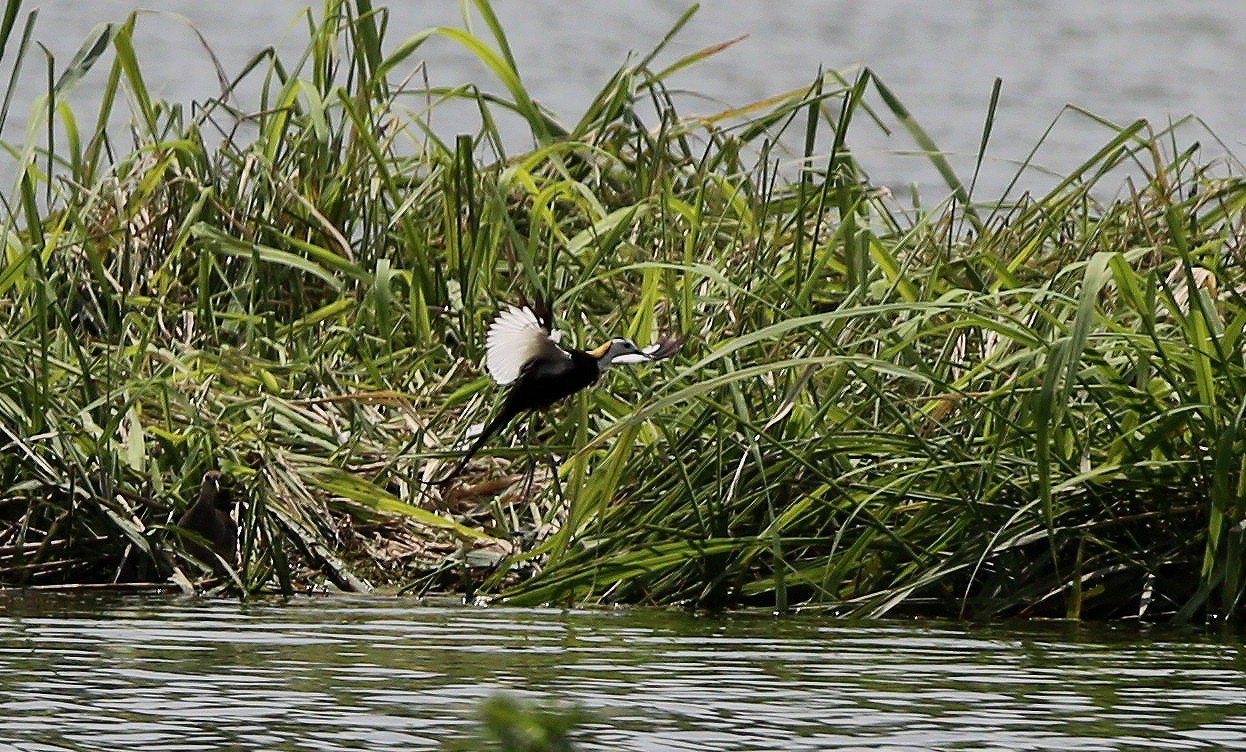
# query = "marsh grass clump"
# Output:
<box><xmin>0</xmin><ymin>0</ymin><xmax>1244</xmax><ymax>620</ymax></box>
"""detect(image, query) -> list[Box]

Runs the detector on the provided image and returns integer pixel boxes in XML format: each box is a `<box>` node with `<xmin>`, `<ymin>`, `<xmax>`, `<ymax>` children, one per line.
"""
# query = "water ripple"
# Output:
<box><xmin>0</xmin><ymin>596</ymin><xmax>1243</xmax><ymax>751</ymax></box>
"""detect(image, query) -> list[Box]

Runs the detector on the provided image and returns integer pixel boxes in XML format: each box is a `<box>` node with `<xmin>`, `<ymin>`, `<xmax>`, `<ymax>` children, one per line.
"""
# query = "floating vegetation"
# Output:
<box><xmin>0</xmin><ymin>0</ymin><xmax>1244</xmax><ymax>620</ymax></box>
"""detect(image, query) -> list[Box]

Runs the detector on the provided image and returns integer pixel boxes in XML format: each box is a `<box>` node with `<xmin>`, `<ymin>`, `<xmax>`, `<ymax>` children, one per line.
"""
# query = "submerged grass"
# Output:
<box><xmin>1</xmin><ymin>0</ymin><xmax>1244</xmax><ymax>619</ymax></box>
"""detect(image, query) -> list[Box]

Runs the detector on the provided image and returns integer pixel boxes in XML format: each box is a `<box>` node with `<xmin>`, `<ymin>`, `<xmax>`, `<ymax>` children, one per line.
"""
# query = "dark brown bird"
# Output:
<box><xmin>432</xmin><ymin>305</ymin><xmax>681</xmax><ymax>485</ymax></box>
<box><xmin>177</xmin><ymin>470</ymin><xmax>236</xmax><ymax>566</ymax></box>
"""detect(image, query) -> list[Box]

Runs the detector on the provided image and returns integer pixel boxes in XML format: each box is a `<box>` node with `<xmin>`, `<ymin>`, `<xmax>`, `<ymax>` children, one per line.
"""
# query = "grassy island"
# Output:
<box><xmin>1</xmin><ymin>0</ymin><xmax>1244</xmax><ymax>621</ymax></box>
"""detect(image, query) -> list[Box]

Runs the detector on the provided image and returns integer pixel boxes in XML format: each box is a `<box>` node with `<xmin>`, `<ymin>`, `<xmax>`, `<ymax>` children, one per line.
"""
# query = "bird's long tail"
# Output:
<box><xmin>428</xmin><ymin>407</ymin><xmax>517</xmax><ymax>485</ymax></box>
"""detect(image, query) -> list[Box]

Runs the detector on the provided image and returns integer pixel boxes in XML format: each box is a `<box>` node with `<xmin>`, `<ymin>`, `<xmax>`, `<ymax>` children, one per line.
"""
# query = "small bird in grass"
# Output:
<box><xmin>177</xmin><ymin>470</ymin><xmax>237</xmax><ymax>567</ymax></box>
<box><xmin>431</xmin><ymin>304</ymin><xmax>681</xmax><ymax>485</ymax></box>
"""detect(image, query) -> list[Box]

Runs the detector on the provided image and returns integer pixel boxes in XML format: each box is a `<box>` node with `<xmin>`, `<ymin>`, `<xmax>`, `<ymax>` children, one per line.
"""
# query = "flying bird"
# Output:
<box><xmin>431</xmin><ymin>304</ymin><xmax>681</xmax><ymax>485</ymax></box>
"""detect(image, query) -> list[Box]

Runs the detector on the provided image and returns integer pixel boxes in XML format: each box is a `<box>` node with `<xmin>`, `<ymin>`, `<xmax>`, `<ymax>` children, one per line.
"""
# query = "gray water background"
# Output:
<box><xmin>1</xmin><ymin>594</ymin><xmax>1244</xmax><ymax>751</ymax></box>
<box><xmin>5</xmin><ymin>1</ymin><xmax>1246</xmax><ymax>198</ymax></box>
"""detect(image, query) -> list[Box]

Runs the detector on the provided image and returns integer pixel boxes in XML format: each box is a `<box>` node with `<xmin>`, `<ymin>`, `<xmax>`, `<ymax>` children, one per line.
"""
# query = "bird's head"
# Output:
<box><xmin>199</xmin><ymin>470</ymin><xmax>232</xmax><ymax>511</ymax></box>
<box><xmin>591</xmin><ymin>334</ymin><xmax>683</xmax><ymax>368</ymax></box>
<box><xmin>591</xmin><ymin>338</ymin><xmax>645</xmax><ymax>369</ymax></box>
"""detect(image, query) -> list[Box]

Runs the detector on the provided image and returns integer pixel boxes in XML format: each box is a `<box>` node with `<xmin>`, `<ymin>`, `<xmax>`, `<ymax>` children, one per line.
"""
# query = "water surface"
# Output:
<box><xmin>5</xmin><ymin>2</ymin><xmax>1245</xmax><ymax>197</ymax></box>
<box><xmin>1</xmin><ymin>594</ymin><xmax>1243</xmax><ymax>751</ymax></box>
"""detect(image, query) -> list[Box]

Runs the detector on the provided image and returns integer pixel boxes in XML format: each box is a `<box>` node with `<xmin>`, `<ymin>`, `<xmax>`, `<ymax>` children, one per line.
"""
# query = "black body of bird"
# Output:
<box><xmin>431</xmin><ymin>305</ymin><xmax>681</xmax><ymax>485</ymax></box>
<box><xmin>177</xmin><ymin>470</ymin><xmax>237</xmax><ymax>566</ymax></box>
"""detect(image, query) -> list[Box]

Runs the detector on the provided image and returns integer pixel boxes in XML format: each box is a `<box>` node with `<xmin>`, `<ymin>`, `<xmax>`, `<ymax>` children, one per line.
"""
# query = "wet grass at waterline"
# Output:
<box><xmin>1</xmin><ymin>0</ymin><xmax>1244</xmax><ymax>620</ymax></box>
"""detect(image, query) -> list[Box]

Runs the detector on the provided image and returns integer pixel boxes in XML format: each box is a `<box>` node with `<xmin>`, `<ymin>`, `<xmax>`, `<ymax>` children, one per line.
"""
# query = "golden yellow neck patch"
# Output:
<box><xmin>588</xmin><ymin>341</ymin><xmax>612</xmax><ymax>359</ymax></box>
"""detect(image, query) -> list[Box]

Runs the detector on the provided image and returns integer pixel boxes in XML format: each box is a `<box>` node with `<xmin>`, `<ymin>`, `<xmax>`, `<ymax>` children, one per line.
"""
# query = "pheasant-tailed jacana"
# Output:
<box><xmin>431</xmin><ymin>305</ymin><xmax>681</xmax><ymax>484</ymax></box>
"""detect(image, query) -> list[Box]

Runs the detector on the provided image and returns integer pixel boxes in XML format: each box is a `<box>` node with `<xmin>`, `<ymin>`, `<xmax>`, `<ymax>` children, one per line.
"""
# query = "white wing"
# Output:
<box><xmin>485</xmin><ymin>306</ymin><xmax>567</xmax><ymax>384</ymax></box>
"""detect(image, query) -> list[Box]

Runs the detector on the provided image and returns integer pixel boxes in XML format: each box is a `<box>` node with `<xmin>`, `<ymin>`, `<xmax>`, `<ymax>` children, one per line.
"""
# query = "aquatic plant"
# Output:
<box><xmin>442</xmin><ymin>694</ymin><xmax>585</xmax><ymax>752</ymax></box>
<box><xmin>0</xmin><ymin>0</ymin><xmax>1243</xmax><ymax>620</ymax></box>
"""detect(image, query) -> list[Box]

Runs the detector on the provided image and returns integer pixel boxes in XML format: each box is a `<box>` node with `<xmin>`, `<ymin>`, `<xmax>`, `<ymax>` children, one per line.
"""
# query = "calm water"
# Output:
<box><xmin>5</xmin><ymin>2</ymin><xmax>1245</xmax><ymax>197</ymax></box>
<box><xmin>1</xmin><ymin>594</ymin><xmax>1244</xmax><ymax>751</ymax></box>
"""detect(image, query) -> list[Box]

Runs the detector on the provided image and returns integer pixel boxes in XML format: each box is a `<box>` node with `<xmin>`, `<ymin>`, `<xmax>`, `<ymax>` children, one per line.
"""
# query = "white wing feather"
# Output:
<box><xmin>485</xmin><ymin>306</ymin><xmax>567</xmax><ymax>384</ymax></box>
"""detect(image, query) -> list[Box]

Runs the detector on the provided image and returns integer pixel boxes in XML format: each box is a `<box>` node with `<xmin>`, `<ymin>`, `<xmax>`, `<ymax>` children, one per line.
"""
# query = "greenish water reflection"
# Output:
<box><xmin>0</xmin><ymin>594</ymin><xmax>1243</xmax><ymax>751</ymax></box>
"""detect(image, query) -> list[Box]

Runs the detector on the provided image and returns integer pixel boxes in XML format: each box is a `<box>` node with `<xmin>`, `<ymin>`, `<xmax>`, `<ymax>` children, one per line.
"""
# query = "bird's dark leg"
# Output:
<box><xmin>520</xmin><ymin>418</ymin><xmax>562</xmax><ymax>503</ymax></box>
<box><xmin>518</xmin><ymin>413</ymin><xmax>538</xmax><ymax>503</ymax></box>
<box><xmin>541</xmin><ymin>431</ymin><xmax>564</xmax><ymax>501</ymax></box>
<box><xmin>545</xmin><ymin>445</ymin><xmax>565</xmax><ymax>505</ymax></box>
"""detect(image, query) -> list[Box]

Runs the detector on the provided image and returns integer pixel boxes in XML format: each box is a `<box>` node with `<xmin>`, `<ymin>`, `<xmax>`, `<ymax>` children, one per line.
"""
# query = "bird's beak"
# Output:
<box><xmin>611</xmin><ymin>335</ymin><xmax>683</xmax><ymax>366</ymax></box>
